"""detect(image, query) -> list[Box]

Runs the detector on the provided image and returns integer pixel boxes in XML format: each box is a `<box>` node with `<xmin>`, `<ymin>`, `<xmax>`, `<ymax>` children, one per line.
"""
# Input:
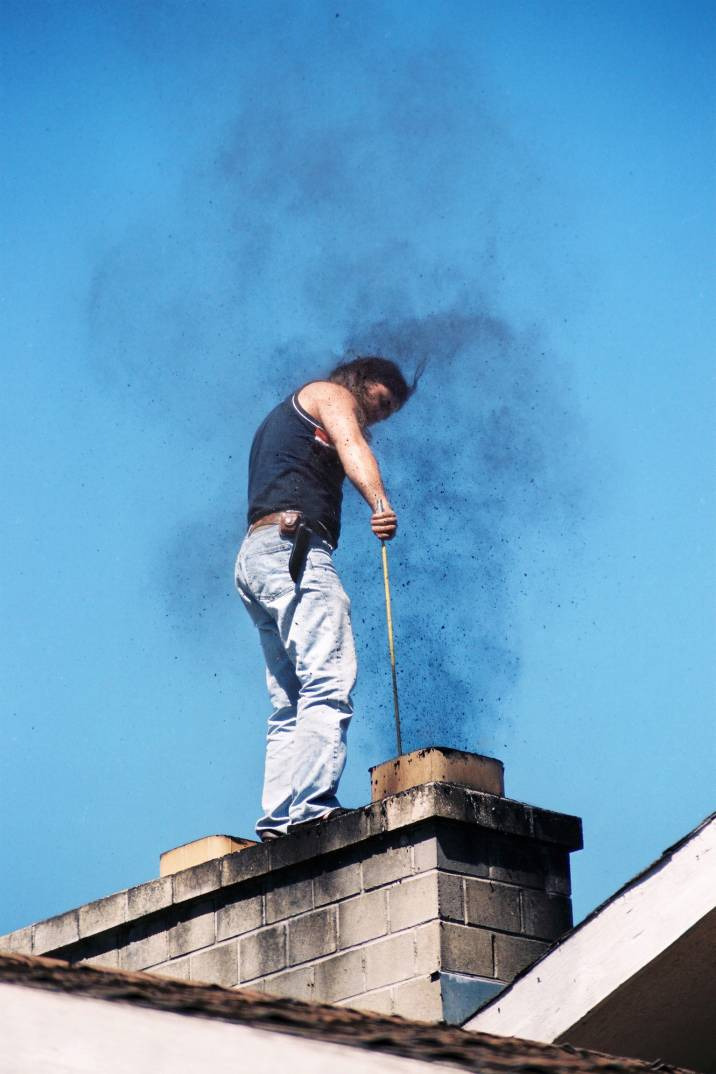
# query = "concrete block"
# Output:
<box><xmin>269</xmin><ymin>826</ymin><xmax>321</xmax><ymax>871</ymax></box>
<box><xmin>462</xmin><ymin>791</ymin><xmax>533</xmax><ymax>840</ymax></box>
<box><xmin>428</xmin><ymin>783</ymin><xmax>470</xmax><ymax>825</ymax></box>
<box><xmin>362</xmin><ymin>843</ymin><xmax>412</xmax><ymax>891</ymax></box>
<box><xmin>435</xmin><ymin>823</ymin><xmax>491</xmax><ymax>879</ymax></box>
<box><xmin>313</xmin><ymin>859</ymin><xmax>362</xmax><ymax>906</ymax></box>
<box><xmin>263</xmin><ymin>964</ymin><xmax>315</xmax><ymax>1002</ymax></box>
<box><xmin>237</xmin><ymin>978</ymin><xmax>267</xmax><ymax>994</ymax></box>
<box><xmin>339</xmin><ymin>890</ymin><xmax>388</xmax><ymax>949</ymax></box>
<box><xmin>464</xmin><ymin>878</ymin><xmax>521</xmax><ymax>933</ymax></box>
<box><xmin>392</xmin><ymin>975</ymin><xmax>443</xmax><ymax>1022</ymax></box>
<box><xmin>221</xmin><ymin>842</ymin><xmax>271</xmax><ymax>888</ymax></box>
<box><xmin>493</xmin><ymin>933</ymin><xmax>547</xmax><ymax>981</ymax></box>
<box><xmin>541</xmin><ymin>847</ymin><xmax>572</xmax><ymax>896</ymax></box>
<box><xmin>364</xmin><ymin>931</ymin><xmax>415</xmax><ymax>991</ymax></box>
<box><xmin>438</xmin><ymin>872</ymin><xmax>465</xmax><ymax>923</ymax></box>
<box><xmin>412</xmin><ymin>830</ymin><xmax>439</xmax><ymax>872</ymax></box>
<box><xmin>413</xmin><ymin>820</ymin><xmax>491</xmax><ymax>878</ymax></box>
<box><xmin>288</xmin><ymin>907</ymin><xmax>337</xmax><ymax>966</ymax></box>
<box><xmin>167</xmin><ymin>902</ymin><xmax>215</xmax><ymax>958</ymax></box>
<box><xmin>173</xmin><ymin>860</ymin><xmax>221</xmax><ymax>904</ymax></box>
<box><xmin>342</xmin><ymin>986</ymin><xmax>393</xmax><ymax>1016</ymax></box>
<box><xmin>380</xmin><ymin>786</ymin><xmax>438</xmax><ymax>832</ymax></box>
<box><xmin>386</xmin><ymin>784</ymin><xmax>446</xmax><ymax>831</ymax></box>
<box><xmin>371</xmin><ymin>748</ymin><xmax>504</xmax><ymax>801</ymax></box>
<box><xmin>388</xmin><ymin>873</ymin><xmax>438</xmax><ymax>932</ymax></box>
<box><xmin>239</xmin><ymin>923</ymin><xmax>286</xmax><ymax>981</ymax></box>
<box><xmin>317</xmin><ymin>807</ymin><xmax>380</xmax><ymax>856</ymax></box>
<box><xmin>190</xmin><ymin>942</ymin><xmax>239</xmax><ymax>987</ymax></box>
<box><xmin>150</xmin><ymin>957</ymin><xmax>190</xmax><ymax>980</ymax></box>
<box><xmin>440</xmin><ymin>923</ymin><xmax>493</xmax><ymax>977</ymax></box>
<box><xmin>314</xmin><ymin>948</ymin><xmax>365</xmax><ymax>1001</ymax></box>
<box><xmin>236</xmin><ymin>979</ymin><xmax>267</xmax><ymax>992</ymax></box>
<box><xmin>532</xmin><ymin>807</ymin><xmax>583</xmax><ymax>850</ymax></box>
<box><xmin>414</xmin><ymin>922</ymin><xmax>441</xmax><ymax>975</ymax></box>
<box><xmin>489</xmin><ymin>834</ymin><xmax>547</xmax><ymax>889</ymax></box>
<box><xmin>0</xmin><ymin>925</ymin><xmax>33</xmax><ymax>954</ymax></box>
<box><xmin>161</xmin><ymin>835</ymin><xmax>256</xmax><ymax>878</ymax></box>
<box><xmin>521</xmin><ymin>890</ymin><xmax>573</xmax><ymax>940</ymax></box>
<box><xmin>120</xmin><ymin>923</ymin><xmax>169</xmax><ymax>971</ymax></box>
<box><xmin>79</xmin><ymin>891</ymin><xmax>128</xmax><ymax>938</ymax></box>
<box><xmin>80</xmin><ymin>949</ymin><xmax>119</xmax><ymax>969</ymax></box>
<box><xmin>128</xmin><ymin>878</ymin><xmax>172</xmax><ymax>919</ymax></box>
<box><xmin>34</xmin><ymin>911</ymin><xmax>79</xmax><ymax>954</ymax></box>
<box><xmin>266</xmin><ymin>876</ymin><xmax>313</xmax><ymax>923</ymax></box>
<box><xmin>216</xmin><ymin>893</ymin><xmax>263</xmax><ymax>941</ymax></box>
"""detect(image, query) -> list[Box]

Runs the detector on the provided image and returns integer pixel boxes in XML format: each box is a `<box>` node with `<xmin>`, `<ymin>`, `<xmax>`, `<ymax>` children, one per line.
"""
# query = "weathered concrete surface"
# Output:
<box><xmin>0</xmin><ymin>779</ymin><xmax>582</xmax><ymax>1024</ymax></box>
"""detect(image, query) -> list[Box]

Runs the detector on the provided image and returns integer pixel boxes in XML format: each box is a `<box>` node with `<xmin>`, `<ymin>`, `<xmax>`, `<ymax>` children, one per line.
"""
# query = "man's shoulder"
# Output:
<box><xmin>297</xmin><ymin>381</ymin><xmax>355</xmax><ymax>415</ymax></box>
<box><xmin>298</xmin><ymin>379</ymin><xmax>339</xmax><ymax>397</ymax></box>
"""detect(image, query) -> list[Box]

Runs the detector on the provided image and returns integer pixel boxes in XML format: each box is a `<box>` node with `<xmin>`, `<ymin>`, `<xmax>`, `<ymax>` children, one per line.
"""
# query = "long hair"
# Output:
<box><xmin>327</xmin><ymin>356</ymin><xmax>421</xmax><ymax>422</ymax></box>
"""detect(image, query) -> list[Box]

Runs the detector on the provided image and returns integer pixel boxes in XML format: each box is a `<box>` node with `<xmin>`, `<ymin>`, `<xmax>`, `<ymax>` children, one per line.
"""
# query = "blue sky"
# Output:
<box><xmin>1</xmin><ymin>0</ymin><xmax>714</xmax><ymax>933</ymax></box>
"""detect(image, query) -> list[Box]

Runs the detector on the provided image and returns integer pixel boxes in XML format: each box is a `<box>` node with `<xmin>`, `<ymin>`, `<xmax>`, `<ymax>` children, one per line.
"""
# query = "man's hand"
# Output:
<box><xmin>371</xmin><ymin>506</ymin><xmax>397</xmax><ymax>541</ymax></box>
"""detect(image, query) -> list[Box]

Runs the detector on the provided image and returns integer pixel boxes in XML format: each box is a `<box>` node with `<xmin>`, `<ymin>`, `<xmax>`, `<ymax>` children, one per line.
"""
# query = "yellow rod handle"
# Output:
<box><xmin>381</xmin><ymin>538</ymin><xmax>402</xmax><ymax>756</ymax></box>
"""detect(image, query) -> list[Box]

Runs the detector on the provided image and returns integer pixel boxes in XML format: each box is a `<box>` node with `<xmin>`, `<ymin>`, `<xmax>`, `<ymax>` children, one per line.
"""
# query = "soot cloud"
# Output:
<box><xmin>87</xmin><ymin>38</ymin><xmax>586</xmax><ymax>753</ymax></box>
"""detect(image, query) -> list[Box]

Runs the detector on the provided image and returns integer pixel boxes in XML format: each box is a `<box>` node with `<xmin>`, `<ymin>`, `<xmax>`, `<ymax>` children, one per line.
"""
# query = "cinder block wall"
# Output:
<box><xmin>0</xmin><ymin>784</ymin><xmax>582</xmax><ymax>1023</ymax></box>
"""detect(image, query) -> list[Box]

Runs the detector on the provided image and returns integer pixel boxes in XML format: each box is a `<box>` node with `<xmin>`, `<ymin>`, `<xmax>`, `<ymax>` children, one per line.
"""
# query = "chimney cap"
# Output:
<box><xmin>159</xmin><ymin>835</ymin><xmax>257</xmax><ymax>878</ymax></box>
<box><xmin>370</xmin><ymin>746</ymin><xmax>505</xmax><ymax>801</ymax></box>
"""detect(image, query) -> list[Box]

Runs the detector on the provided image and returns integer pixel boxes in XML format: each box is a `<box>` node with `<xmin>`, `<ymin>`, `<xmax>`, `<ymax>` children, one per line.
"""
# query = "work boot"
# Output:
<box><xmin>259</xmin><ymin>829</ymin><xmax>286</xmax><ymax>842</ymax></box>
<box><xmin>287</xmin><ymin>807</ymin><xmax>349</xmax><ymax>835</ymax></box>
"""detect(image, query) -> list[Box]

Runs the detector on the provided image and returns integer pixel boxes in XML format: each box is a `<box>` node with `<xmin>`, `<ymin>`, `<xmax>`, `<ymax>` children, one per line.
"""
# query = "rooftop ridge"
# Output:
<box><xmin>0</xmin><ymin>951</ymin><xmax>696</xmax><ymax>1074</ymax></box>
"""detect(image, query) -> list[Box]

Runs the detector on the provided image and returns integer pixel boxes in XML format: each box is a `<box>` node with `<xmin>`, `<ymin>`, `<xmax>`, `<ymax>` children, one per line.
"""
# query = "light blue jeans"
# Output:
<box><xmin>235</xmin><ymin>525</ymin><xmax>357</xmax><ymax>837</ymax></box>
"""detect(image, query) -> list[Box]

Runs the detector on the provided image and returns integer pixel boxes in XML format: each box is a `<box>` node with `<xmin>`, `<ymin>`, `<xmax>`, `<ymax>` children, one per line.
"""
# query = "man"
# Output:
<box><xmin>235</xmin><ymin>356</ymin><xmax>413</xmax><ymax>840</ymax></box>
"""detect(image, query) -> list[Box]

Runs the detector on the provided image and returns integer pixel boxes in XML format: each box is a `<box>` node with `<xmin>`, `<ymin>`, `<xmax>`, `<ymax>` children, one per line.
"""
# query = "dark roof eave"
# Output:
<box><xmin>0</xmin><ymin>951</ymin><xmax>697</xmax><ymax>1074</ymax></box>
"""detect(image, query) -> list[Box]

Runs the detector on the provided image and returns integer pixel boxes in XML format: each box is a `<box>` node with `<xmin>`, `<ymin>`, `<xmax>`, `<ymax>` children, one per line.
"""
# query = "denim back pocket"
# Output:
<box><xmin>241</xmin><ymin>539</ymin><xmax>295</xmax><ymax>603</ymax></box>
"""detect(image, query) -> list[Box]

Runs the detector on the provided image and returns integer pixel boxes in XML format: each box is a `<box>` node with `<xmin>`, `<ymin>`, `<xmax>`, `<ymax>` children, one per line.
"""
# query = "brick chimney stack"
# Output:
<box><xmin>0</xmin><ymin>749</ymin><xmax>582</xmax><ymax>1023</ymax></box>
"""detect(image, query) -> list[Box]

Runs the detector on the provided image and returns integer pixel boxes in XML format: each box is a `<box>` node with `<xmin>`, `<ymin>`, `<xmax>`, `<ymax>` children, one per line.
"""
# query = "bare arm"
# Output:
<box><xmin>310</xmin><ymin>383</ymin><xmax>397</xmax><ymax>539</ymax></box>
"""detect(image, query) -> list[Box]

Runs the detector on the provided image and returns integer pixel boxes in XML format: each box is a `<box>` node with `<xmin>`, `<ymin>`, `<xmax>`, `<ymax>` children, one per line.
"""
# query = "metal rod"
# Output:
<box><xmin>376</xmin><ymin>499</ymin><xmax>402</xmax><ymax>755</ymax></box>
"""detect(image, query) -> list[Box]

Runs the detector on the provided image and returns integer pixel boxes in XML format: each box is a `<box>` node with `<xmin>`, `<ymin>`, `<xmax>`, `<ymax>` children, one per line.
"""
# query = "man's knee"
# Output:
<box><xmin>299</xmin><ymin>675</ymin><xmax>354</xmax><ymax>709</ymax></box>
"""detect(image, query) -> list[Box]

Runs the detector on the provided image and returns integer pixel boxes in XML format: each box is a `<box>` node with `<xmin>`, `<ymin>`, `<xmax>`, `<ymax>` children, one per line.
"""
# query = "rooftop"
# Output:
<box><xmin>0</xmin><ymin>951</ymin><xmax>697</xmax><ymax>1074</ymax></box>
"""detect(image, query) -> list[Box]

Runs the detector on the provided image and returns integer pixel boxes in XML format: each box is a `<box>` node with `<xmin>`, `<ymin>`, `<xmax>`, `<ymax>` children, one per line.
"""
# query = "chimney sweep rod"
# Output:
<box><xmin>376</xmin><ymin>499</ymin><xmax>402</xmax><ymax>755</ymax></box>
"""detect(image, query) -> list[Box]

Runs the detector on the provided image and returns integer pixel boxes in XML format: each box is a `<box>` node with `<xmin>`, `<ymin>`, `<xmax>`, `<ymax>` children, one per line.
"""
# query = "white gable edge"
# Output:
<box><xmin>465</xmin><ymin>814</ymin><xmax>716</xmax><ymax>1041</ymax></box>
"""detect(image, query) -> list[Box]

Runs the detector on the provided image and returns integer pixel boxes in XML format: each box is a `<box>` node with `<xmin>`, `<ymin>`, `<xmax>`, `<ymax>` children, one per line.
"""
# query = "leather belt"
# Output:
<box><xmin>247</xmin><ymin>513</ymin><xmax>334</xmax><ymax>582</ymax></box>
<box><xmin>248</xmin><ymin>512</ymin><xmax>333</xmax><ymax>546</ymax></box>
<box><xmin>248</xmin><ymin>511</ymin><xmax>288</xmax><ymax>535</ymax></box>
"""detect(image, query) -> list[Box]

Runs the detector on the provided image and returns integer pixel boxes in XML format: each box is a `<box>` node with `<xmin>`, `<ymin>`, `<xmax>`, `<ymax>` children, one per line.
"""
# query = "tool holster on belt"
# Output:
<box><xmin>279</xmin><ymin>511</ymin><xmax>311</xmax><ymax>583</ymax></box>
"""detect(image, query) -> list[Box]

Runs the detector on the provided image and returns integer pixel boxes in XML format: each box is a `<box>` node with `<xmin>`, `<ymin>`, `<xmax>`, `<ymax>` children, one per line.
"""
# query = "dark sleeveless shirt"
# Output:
<box><xmin>247</xmin><ymin>392</ymin><xmax>346</xmax><ymax>546</ymax></box>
